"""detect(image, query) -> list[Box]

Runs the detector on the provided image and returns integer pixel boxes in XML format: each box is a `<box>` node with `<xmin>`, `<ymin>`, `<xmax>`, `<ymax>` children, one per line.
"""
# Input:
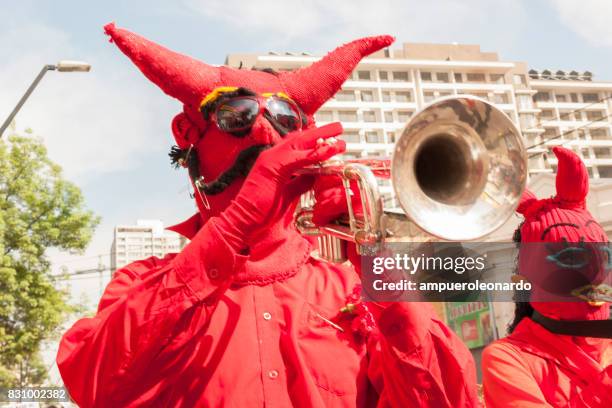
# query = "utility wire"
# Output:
<box><xmin>51</xmin><ymin>252</ymin><xmax>111</xmax><ymax>264</ymax></box>
<box><xmin>524</xmin><ymin>94</ymin><xmax>612</xmax><ymax>154</ymax></box>
<box><xmin>527</xmin><ymin>112</ymin><xmax>612</xmax><ymax>157</ymax></box>
<box><xmin>528</xmin><ymin>94</ymin><xmax>612</xmax><ymax>130</ymax></box>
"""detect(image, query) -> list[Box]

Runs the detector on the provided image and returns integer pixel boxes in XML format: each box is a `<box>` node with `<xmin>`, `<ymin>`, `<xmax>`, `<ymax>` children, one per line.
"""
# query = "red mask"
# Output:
<box><xmin>516</xmin><ymin>146</ymin><xmax>610</xmax><ymax>321</ymax></box>
<box><xmin>104</xmin><ymin>23</ymin><xmax>393</xmax><ymax>220</ymax></box>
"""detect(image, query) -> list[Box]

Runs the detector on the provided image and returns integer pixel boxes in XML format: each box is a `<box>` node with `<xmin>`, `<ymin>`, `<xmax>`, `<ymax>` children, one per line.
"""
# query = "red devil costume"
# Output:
<box><xmin>482</xmin><ymin>147</ymin><xmax>612</xmax><ymax>407</ymax></box>
<box><xmin>56</xmin><ymin>24</ymin><xmax>479</xmax><ymax>407</ymax></box>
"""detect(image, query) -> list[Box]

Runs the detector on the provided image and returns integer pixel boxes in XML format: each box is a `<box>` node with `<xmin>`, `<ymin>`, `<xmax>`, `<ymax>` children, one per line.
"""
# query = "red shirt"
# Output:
<box><xmin>482</xmin><ymin>317</ymin><xmax>612</xmax><ymax>407</ymax></box>
<box><xmin>57</xmin><ymin>217</ymin><xmax>479</xmax><ymax>407</ymax></box>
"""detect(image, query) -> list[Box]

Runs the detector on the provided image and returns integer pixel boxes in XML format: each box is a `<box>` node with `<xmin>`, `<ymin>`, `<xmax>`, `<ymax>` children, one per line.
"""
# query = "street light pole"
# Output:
<box><xmin>0</xmin><ymin>60</ymin><xmax>91</xmax><ymax>138</ymax></box>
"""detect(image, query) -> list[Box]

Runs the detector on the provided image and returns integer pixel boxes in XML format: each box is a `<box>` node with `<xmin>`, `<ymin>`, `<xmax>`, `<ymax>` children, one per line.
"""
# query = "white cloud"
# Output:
<box><xmin>183</xmin><ymin>0</ymin><xmax>526</xmax><ymax>48</ymax></box>
<box><xmin>549</xmin><ymin>0</ymin><xmax>612</xmax><ymax>47</ymax></box>
<box><xmin>0</xmin><ymin>21</ymin><xmax>177</xmax><ymax>182</ymax></box>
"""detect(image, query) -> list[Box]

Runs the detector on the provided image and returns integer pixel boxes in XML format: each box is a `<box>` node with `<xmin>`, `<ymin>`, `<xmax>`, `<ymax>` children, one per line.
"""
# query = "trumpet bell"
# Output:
<box><xmin>392</xmin><ymin>95</ymin><xmax>527</xmax><ymax>241</ymax></box>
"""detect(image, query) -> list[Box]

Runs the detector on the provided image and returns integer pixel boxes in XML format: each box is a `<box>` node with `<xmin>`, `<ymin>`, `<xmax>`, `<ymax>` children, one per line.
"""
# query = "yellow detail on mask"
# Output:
<box><xmin>261</xmin><ymin>91</ymin><xmax>292</xmax><ymax>100</ymax></box>
<box><xmin>200</xmin><ymin>88</ymin><xmax>295</xmax><ymax>110</ymax></box>
<box><xmin>199</xmin><ymin>86</ymin><xmax>239</xmax><ymax>109</ymax></box>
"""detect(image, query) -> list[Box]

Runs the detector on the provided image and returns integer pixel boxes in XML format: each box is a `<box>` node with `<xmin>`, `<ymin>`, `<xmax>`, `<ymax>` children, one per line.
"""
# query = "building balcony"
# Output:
<box><xmin>587</xmin><ymin>139</ymin><xmax>612</xmax><ymax>147</ymax></box>
<box><xmin>530</xmin><ymin>79</ymin><xmax>612</xmax><ymax>91</ymax></box>
<box><xmin>323</xmin><ymin>100</ymin><xmax>417</xmax><ymax>109</ymax></box>
<box><xmin>521</xmin><ymin>127</ymin><xmax>545</xmax><ymax>134</ymax></box>
<box><xmin>535</xmin><ymin>101</ymin><xmax>608</xmax><ymax>110</ymax></box>
<box><xmin>342</xmin><ymin>80</ymin><xmax>413</xmax><ymax>89</ymax></box>
<box><xmin>518</xmin><ymin>108</ymin><xmax>541</xmax><ymax>114</ymax></box>
<box><xmin>590</xmin><ymin>158</ymin><xmax>612</xmax><ymax>165</ymax></box>
<box><xmin>515</xmin><ymin>88</ymin><xmax>538</xmax><ymax>95</ymax></box>
<box><xmin>421</xmin><ymin>82</ymin><xmax>513</xmax><ymax>92</ymax></box>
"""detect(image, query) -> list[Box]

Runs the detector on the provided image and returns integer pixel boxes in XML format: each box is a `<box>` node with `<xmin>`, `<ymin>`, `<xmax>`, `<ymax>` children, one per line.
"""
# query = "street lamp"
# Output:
<box><xmin>0</xmin><ymin>60</ymin><xmax>91</xmax><ymax>138</ymax></box>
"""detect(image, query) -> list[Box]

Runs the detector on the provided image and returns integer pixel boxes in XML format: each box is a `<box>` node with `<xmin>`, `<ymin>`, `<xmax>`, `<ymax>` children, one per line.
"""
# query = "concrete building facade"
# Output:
<box><xmin>226</xmin><ymin>41</ymin><xmax>612</xmax><ymax>207</ymax></box>
<box><xmin>110</xmin><ymin>219</ymin><xmax>187</xmax><ymax>271</ymax></box>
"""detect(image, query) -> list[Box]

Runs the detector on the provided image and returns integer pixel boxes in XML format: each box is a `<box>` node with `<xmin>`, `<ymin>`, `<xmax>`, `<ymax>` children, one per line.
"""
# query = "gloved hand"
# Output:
<box><xmin>311</xmin><ymin>173</ymin><xmax>364</xmax><ymax>274</ymax></box>
<box><xmin>217</xmin><ymin>123</ymin><xmax>346</xmax><ymax>252</ymax></box>
<box><xmin>311</xmin><ymin>175</ymin><xmax>363</xmax><ymax>226</ymax></box>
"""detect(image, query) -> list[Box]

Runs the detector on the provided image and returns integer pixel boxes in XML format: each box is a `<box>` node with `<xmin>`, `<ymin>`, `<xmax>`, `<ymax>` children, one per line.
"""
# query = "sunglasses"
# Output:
<box><xmin>208</xmin><ymin>94</ymin><xmax>304</xmax><ymax>134</ymax></box>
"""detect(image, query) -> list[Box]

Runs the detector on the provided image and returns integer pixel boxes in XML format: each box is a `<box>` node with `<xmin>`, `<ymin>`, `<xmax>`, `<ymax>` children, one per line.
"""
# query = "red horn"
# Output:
<box><xmin>280</xmin><ymin>35</ymin><xmax>395</xmax><ymax>115</ymax></box>
<box><xmin>517</xmin><ymin>188</ymin><xmax>538</xmax><ymax>216</ymax></box>
<box><xmin>104</xmin><ymin>23</ymin><xmax>219</xmax><ymax>109</ymax></box>
<box><xmin>553</xmin><ymin>146</ymin><xmax>588</xmax><ymax>204</ymax></box>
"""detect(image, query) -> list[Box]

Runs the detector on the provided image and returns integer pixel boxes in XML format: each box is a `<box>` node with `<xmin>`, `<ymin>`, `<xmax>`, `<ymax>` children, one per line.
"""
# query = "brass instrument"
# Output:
<box><xmin>295</xmin><ymin>96</ymin><xmax>527</xmax><ymax>262</ymax></box>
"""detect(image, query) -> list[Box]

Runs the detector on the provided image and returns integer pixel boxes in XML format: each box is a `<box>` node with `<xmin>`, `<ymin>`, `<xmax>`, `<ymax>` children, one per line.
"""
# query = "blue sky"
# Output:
<box><xmin>2</xmin><ymin>0</ymin><xmax>612</xmax><ymax>275</ymax></box>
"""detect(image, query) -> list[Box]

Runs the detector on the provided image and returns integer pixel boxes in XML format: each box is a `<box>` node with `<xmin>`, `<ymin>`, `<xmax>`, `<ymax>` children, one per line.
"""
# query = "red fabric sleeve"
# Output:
<box><xmin>482</xmin><ymin>342</ymin><xmax>552</xmax><ymax>407</ymax></box>
<box><xmin>483</xmin><ymin>343</ymin><xmax>612</xmax><ymax>408</ymax></box>
<box><xmin>370</xmin><ymin>302</ymin><xmax>481</xmax><ymax>407</ymax></box>
<box><xmin>56</xmin><ymin>218</ymin><xmax>245</xmax><ymax>407</ymax></box>
<box><xmin>571</xmin><ymin>365</ymin><xmax>612</xmax><ymax>407</ymax></box>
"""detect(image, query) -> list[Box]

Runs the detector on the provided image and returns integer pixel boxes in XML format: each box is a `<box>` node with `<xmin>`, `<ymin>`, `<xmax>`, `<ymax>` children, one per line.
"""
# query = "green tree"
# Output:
<box><xmin>0</xmin><ymin>131</ymin><xmax>99</xmax><ymax>387</ymax></box>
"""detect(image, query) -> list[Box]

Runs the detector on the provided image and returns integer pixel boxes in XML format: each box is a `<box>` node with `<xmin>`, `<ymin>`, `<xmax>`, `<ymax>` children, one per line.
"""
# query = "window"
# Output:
<box><xmin>598</xmin><ymin>166</ymin><xmax>612</xmax><ymax>178</ymax></box>
<box><xmin>315</xmin><ymin>110</ymin><xmax>333</xmax><ymax>122</ymax></box>
<box><xmin>363</xmin><ymin>110</ymin><xmax>377</xmax><ymax>122</ymax></box>
<box><xmin>368</xmin><ymin>149</ymin><xmax>387</xmax><ymax>158</ymax></box>
<box><xmin>382</xmin><ymin>91</ymin><xmax>391</xmax><ymax>102</ymax></box>
<box><xmin>586</xmin><ymin>110</ymin><xmax>604</xmax><ymax>121</ymax></box>
<box><xmin>472</xmin><ymin>92</ymin><xmax>489</xmax><ymax>100</ymax></box>
<box><xmin>581</xmin><ymin>148</ymin><xmax>590</xmax><ymax>158</ymax></box>
<box><xmin>559</xmin><ymin>110</ymin><xmax>575</xmax><ymax>121</ymax></box>
<box><xmin>397</xmin><ymin>111</ymin><xmax>412</xmax><ymax>122</ymax></box>
<box><xmin>528</xmin><ymin>156</ymin><xmax>541</xmax><ymax>169</ymax></box>
<box><xmin>454</xmin><ymin>73</ymin><xmax>463</xmax><ymax>83</ymax></box>
<box><xmin>395</xmin><ymin>91</ymin><xmax>412</xmax><ymax>102</ymax></box>
<box><xmin>420</xmin><ymin>71</ymin><xmax>432</xmax><ymax>81</ymax></box>
<box><xmin>435</xmin><ymin>72</ymin><xmax>449</xmax><ymax>83</ymax></box>
<box><xmin>466</xmin><ymin>72</ymin><xmax>486</xmax><ymax>82</ymax></box>
<box><xmin>379</xmin><ymin>71</ymin><xmax>389</xmax><ymax>81</ymax></box>
<box><xmin>343</xmin><ymin>132</ymin><xmax>361</xmax><ymax>143</ymax></box>
<box><xmin>388</xmin><ymin>132</ymin><xmax>397</xmax><ymax>143</ymax></box>
<box><xmin>493</xmin><ymin>94</ymin><xmax>509</xmax><ymax>104</ymax></box>
<box><xmin>513</xmin><ymin>74</ymin><xmax>525</xmax><ymax>85</ymax></box>
<box><xmin>570</xmin><ymin>93</ymin><xmax>579</xmax><ymax>102</ymax></box>
<box><xmin>438</xmin><ymin>91</ymin><xmax>452</xmax><ymax>98</ymax></box>
<box><xmin>392</xmin><ymin>71</ymin><xmax>410</xmax><ymax>81</ymax></box>
<box><xmin>541</xmin><ymin>109</ymin><xmax>554</xmax><ymax>119</ymax></box>
<box><xmin>335</xmin><ymin>90</ymin><xmax>356</xmax><ymax>101</ymax></box>
<box><xmin>590</xmin><ymin>129</ymin><xmax>609</xmax><ymax>140</ymax></box>
<box><xmin>357</xmin><ymin>71</ymin><xmax>371</xmax><ymax>80</ymax></box>
<box><xmin>582</xmin><ymin>93</ymin><xmax>599</xmax><ymax>103</ymax></box>
<box><xmin>533</xmin><ymin>92</ymin><xmax>550</xmax><ymax>102</ymax></box>
<box><xmin>556</xmin><ymin>94</ymin><xmax>567</xmax><ymax>102</ymax></box>
<box><xmin>338</xmin><ymin>111</ymin><xmax>357</xmax><ymax>122</ymax></box>
<box><xmin>519</xmin><ymin>113</ymin><xmax>536</xmax><ymax>129</ymax></box>
<box><xmin>365</xmin><ymin>132</ymin><xmax>383</xmax><ymax>143</ymax></box>
<box><xmin>384</xmin><ymin>111</ymin><xmax>394</xmax><ymax>122</ymax></box>
<box><xmin>594</xmin><ymin>147</ymin><xmax>612</xmax><ymax>159</ymax></box>
<box><xmin>361</xmin><ymin>90</ymin><xmax>374</xmax><ymax>102</ymax></box>
<box><xmin>518</xmin><ymin>95</ymin><xmax>532</xmax><ymax>109</ymax></box>
<box><xmin>424</xmin><ymin>92</ymin><xmax>435</xmax><ymax>103</ymax></box>
<box><xmin>490</xmin><ymin>74</ymin><xmax>505</xmax><ymax>84</ymax></box>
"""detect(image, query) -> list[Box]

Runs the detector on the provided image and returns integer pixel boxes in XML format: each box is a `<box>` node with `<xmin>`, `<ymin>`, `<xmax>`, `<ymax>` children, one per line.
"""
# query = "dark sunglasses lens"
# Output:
<box><xmin>266</xmin><ymin>97</ymin><xmax>301</xmax><ymax>132</ymax></box>
<box><xmin>216</xmin><ymin>98</ymin><xmax>259</xmax><ymax>132</ymax></box>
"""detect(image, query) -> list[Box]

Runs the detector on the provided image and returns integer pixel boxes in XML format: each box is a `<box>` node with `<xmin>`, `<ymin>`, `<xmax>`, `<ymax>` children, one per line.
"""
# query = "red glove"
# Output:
<box><xmin>217</xmin><ymin>123</ymin><xmax>346</xmax><ymax>251</ymax></box>
<box><xmin>311</xmin><ymin>173</ymin><xmax>364</xmax><ymax>272</ymax></box>
<box><xmin>311</xmin><ymin>175</ymin><xmax>363</xmax><ymax>226</ymax></box>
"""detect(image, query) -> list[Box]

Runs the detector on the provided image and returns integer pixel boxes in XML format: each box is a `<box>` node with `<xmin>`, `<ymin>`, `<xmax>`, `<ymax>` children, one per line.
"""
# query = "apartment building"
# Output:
<box><xmin>226</xmin><ymin>42</ymin><xmax>612</xmax><ymax>205</ymax></box>
<box><xmin>110</xmin><ymin>219</ymin><xmax>187</xmax><ymax>271</ymax></box>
